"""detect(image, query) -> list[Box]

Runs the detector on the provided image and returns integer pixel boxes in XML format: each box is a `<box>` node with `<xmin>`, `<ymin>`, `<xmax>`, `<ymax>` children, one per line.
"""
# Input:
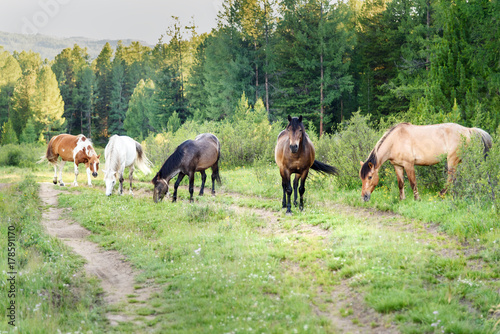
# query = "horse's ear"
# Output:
<box><xmin>360</xmin><ymin>161</ymin><xmax>364</xmax><ymax>166</ymax></box>
<box><xmin>368</xmin><ymin>162</ymin><xmax>373</xmax><ymax>169</ymax></box>
<box><xmin>97</xmin><ymin>154</ymin><xmax>101</xmax><ymax>159</ymax></box>
<box><xmin>287</xmin><ymin>115</ymin><xmax>292</xmax><ymax>123</ymax></box>
<box><xmin>298</xmin><ymin>115</ymin><xmax>302</xmax><ymax>123</ymax></box>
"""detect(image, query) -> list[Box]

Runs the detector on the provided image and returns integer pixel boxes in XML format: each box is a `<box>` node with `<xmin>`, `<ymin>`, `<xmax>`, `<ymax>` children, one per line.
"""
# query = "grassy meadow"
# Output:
<box><xmin>1</xmin><ymin>152</ymin><xmax>499</xmax><ymax>333</ymax></box>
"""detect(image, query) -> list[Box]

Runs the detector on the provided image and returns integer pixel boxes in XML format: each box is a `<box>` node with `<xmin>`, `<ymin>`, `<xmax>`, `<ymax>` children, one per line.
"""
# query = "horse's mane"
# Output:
<box><xmin>154</xmin><ymin>141</ymin><xmax>187</xmax><ymax>182</ymax></box>
<box><xmin>360</xmin><ymin>123</ymin><xmax>409</xmax><ymax>178</ymax></box>
<box><xmin>104</xmin><ymin>136</ymin><xmax>120</xmax><ymax>173</ymax></box>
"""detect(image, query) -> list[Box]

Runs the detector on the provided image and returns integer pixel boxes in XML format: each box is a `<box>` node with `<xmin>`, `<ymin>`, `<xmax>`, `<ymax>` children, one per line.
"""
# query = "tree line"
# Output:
<box><xmin>1</xmin><ymin>0</ymin><xmax>499</xmax><ymax>145</ymax></box>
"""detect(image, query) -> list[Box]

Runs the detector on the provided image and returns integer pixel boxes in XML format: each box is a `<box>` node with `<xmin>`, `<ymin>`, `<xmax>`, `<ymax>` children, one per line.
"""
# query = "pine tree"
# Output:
<box><xmin>125</xmin><ymin>79</ymin><xmax>156</xmax><ymax>139</ymax></box>
<box><xmin>10</xmin><ymin>70</ymin><xmax>36</xmax><ymax>138</ymax></box>
<box><xmin>0</xmin><ymin>119</ymin><xmax>18</xmax><ymax>144</ymax></box>
<box><xmin>0</xmin><ymin>48</ymin><xmax>22</xmax><ymax>126</ymax></box>
<box><xmin>94</xmin><ymin>43</ymin><xmax>114</xmax><ymax>140</ymax></box>
<box><xmin>108</xmin><ymin>59</ymin><xmax>127</xmax><ymax>135</ymax></box>
<box><xmin>76</xmin><ymin>66</ymin><xmax>95</xmax><ymax>136</ymax></box>
<box><xmin>20</xmin><ymin>118</ymin><xmax>37</xmax><ymax>143</ymax></box>
<box><xmin>31</xmin><ymin>66</ymin><xmax>65</xmax><ymax>140</ymax></box>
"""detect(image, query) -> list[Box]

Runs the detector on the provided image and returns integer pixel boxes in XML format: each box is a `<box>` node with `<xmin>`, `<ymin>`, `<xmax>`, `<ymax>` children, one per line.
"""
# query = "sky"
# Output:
<box><xmin>0</xmin><ymin>0</ymin><xmax>225</xmax><ymax>45</ymax></box>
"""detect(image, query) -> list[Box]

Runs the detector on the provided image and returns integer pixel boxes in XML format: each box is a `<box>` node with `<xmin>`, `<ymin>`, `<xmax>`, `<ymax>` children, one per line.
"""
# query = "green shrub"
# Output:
<box><xmin>451</xmin><ymin>132</ymin><xmax>500</xmax><ymax>211</ymax></box>
<box><xmin>0</xmin><ymin>143</ymin><xmax>45</xmax><ymax>167</ymax></box>
<box><xmin>323</xmin><ymin>111</ymin><xmax>379</xmax><ymax>189</ymax></box>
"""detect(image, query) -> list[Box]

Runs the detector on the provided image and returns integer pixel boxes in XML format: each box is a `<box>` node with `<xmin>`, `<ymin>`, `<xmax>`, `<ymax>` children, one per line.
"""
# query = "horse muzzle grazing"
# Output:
<box><xmin>362</xmin><ymin>192</ymin><xmax>371</xmax><ymax>202</ymax></box>
<box><xmin>92</xmin><ymin>172</ymin><xmax>98</xmax><ymax>178</ymax></box>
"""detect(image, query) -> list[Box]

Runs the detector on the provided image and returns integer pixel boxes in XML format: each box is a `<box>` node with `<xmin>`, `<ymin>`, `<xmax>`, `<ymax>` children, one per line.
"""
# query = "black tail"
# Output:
<box><xmin>212</xmin><ymin>146</ymin><xmax>222</xmax><ymax>185</ymax></box>
<box><xmin>311</xmin><ymin>160</ymin><xmax>338</xmax><ymax>176</ymax></box>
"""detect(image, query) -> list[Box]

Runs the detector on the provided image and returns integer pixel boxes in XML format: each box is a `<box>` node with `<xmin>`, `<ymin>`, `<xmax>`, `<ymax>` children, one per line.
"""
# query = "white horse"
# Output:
<box><xmin>103</xmin><ymin>135</ymin><xmax>152</xmax><ymax>196</ymax></box>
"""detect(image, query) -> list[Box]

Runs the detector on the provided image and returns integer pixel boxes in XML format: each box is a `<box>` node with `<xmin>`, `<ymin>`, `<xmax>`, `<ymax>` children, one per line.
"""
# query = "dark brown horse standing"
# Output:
<box><xmin>42</xmin><ymin>134</ymin><xmax>100</xmax><ymax>186</ymax></box>
<box><xmin>152</xmin><ymin>133</ymin><xmax>221</xmax><ymax>203</ymax></box>
<box><xmin>275</xmin><ymin>116</ymin><xmax>338</xmax><ymax>214</ymax></box>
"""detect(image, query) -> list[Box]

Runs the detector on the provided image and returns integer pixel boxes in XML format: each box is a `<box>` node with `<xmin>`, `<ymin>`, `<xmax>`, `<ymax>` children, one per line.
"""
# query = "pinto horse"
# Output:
<box><xmin>275</xmin><ymin>115</ymin><xmax>338</xmax><ymax>214</ymax></box>
<box><xmin>103</xmin><ymin>135</ymin><xmax>152</xmax><ymax>196</ymax></box>
<box><xmin>43</xmin><ymin>134</ymin><xmax>100</xmax><ymax>186</ymax></box>
<box><xmin>152</xmin><ymin>133</ymin><xmax>221</xmax><ymax>203</ymax></box>
<box><xmin>359</xmin><ymin>122</ymin><xmax>493</xmax><ymax>202</ymax></box>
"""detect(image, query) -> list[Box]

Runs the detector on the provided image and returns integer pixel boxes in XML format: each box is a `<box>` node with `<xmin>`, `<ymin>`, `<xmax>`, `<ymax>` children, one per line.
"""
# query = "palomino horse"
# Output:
<box><xmin>275</xmin><ymin>115</ymin><xmax>338</xmax><ymax>214</ymax></box>
<box><xmin>103</xmin><ymin>135</ymin><xmax>152</xmax><ymax>196</ymax></box>
<box><xmin>152</xmin><ymin>133</ymin><xmax>221</xmax><ymax>203</ymax></box>
<box><xmin>359</xmin><ymin>122</ymin><xmax>492</xmax><ymax>202</ymax></box>
<box><xmin>43</xmin><ymin>134</ymin><xmax>101</xmax><ymax>186</ymax></box>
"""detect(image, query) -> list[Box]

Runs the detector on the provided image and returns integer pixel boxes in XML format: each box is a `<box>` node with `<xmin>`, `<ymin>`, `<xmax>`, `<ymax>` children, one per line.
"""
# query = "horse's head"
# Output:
<box><xmin>152</xmin><ymin>173</ymin><xmax>169</xmax><ymax>203</ymax></box>
<box><xmin>359</xmin><ymin>160</ymin><xmax>379</xmax><ymax>202</ymax></box>
<box><xmin>88</xmin><ymin>154</ymin><xmax>100</xmax><ymax>178</ymax></box>
<box><xmin>287</xmin><ymin>115</ymin><xmax>304</xmax><ymax>153</ymax></box>
<box><xmin>103</xmin><ymin>170</ymin><xmax>116</xmax><ymax>196</ymax></box>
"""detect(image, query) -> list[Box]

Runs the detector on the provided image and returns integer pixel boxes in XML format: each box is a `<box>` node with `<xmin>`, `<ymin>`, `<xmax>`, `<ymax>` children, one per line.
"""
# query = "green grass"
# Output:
<box><xmin>53</xmin><ymin>165</ymin><xmax>500</xmax><ymax>333</ymax></box>
<box><xmin>0</xmin><ymin>175</ymin><xmax>105</xmax><ymax>333</ymax></box>
<box><xmin>2</xmin><ymin>164</ymin><xmax>499</xmax><ymax>333</ymax></box>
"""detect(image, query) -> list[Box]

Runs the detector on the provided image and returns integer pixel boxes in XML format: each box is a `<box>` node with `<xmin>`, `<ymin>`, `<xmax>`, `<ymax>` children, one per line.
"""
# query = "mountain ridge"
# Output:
<box><xmin>0</xmin><ymin>30</ymin><xmax>153</xmax><ymax>60</ymax></box>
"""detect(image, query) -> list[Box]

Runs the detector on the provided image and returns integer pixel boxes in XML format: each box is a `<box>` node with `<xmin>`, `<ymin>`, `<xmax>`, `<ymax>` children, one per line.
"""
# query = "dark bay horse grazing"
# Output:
<box><xmin>42</xmin><ymin>134</ymin><xmax>101</xmax><ymax>186</ymax></box>
<box><xmin>275</xmin><ymin>115</ymin><xmax>338</xmax><ymax>214</ymax></box>
<box><xmin>359</xmin><ymin>122</ymin><xmax>492</xmax><ymax>202</ymax></box>
<box><xmin>152</xmin><ymin>133</ymin><xmax>221</xmax><ymax>203</ymax></box>
<box><xmin>104</xmin><ymin>135</ymin><xmax>152</xmax><ymax>196</ymax></box>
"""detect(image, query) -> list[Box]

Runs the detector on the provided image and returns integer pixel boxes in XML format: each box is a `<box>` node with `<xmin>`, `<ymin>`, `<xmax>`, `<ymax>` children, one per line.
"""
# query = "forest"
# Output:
<box><xmin>1</xmin><ymin>0</ymin><xmax>499</xmax><ymax>146</ymax></box>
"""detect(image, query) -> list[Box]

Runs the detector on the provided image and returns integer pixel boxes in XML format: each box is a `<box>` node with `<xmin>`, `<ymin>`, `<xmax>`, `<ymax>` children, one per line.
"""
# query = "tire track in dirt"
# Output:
<box><xmin>39</xmin><ymin>182</ymin><xmax>155</xmax><ymax>327</ymax></box>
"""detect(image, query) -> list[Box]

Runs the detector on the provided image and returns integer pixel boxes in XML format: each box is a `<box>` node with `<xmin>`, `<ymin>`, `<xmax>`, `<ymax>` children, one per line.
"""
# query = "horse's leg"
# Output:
<box><xmin>199</xmin><ymin>170</ymin><xmax>207</xmax><ymax>196</ymax></box>
<box><xmin>394</xmin><ymin>165</ymin><xmax>406</xmax><ymax>200</ymax></box>
<box><xmin>58</xmin><ymin>161</ymin><xmax>66</xmax><ymax>186</ymax></box>
<box><xmin>85</xmin><ymin>163</ymin><xmax>92</xmax><ymax>186</ymax></box>
<box><xmin>441</xmin><ymin>155</ymin><xmax>459</xmax><ymax>196</ymax></box>
<box><xmin>404</xmin><ymin>164</ymin><xmax>420</xmax><ymax>200</ymax></box>
<box><xmin>52</xmin><ymin>162</ymin><xmax>58</xmax><ymax>184</ymax></box>
<box><xmin>173</xmin><ymin>172</ymin><xmax>185</xmax><ymax>202</ymax></box>
<box><xmin>293</xmin><ymin>174</ymin><xmax>299</xmax><ymax>207</ymax></box>
<box><xmin>118</xmin><ymin>163</ymin><xmax>125</xmax><ymax>195</ymax></box>
<box><xmin>73</xmin><ymin>162</ymin><xmax>80</xmax><ymax>187</ymax></box>
<box><xmin>280</xmin><ymin>169</ymin><xmax>292</xmax><ymax>214</ymax></box>
<box><xmin>298</xmin><ymin>170</ymin><xmax>309</xmax><ymax>211</ymax></box>
<box><xmin>211</xmin><ymin>162</ymin><xmax>220</xmax><ymax>195</ymax></box>
<box><xmin>188</xmin><ymin>172</ymin><xmax>195</xmax><ymax>203</ymax></box>
<box><xmin>128</xmin><ymin>166</ymin><xmax>134</xmax><ymax>196</ymax></box>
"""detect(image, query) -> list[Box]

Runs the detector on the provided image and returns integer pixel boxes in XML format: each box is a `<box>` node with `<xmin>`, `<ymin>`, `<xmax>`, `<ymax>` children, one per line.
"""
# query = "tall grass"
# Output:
<box><xmin>0</xmin><ymin>176</ymin><xmax>105</xmax><ymax>332</ymax></box>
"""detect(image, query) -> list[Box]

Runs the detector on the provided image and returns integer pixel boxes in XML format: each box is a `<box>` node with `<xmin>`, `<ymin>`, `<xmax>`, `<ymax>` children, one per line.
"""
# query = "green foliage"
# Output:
<box><xmin>20</xmin><ymin>118</ymin><xmax>37</xmax><ymax>144</ymax></box>
<box><xmin>1</xmin><ymin>119</ymin><xmax>18</xmax><ymax>145</ymax></box>
<box><xmin>323</xmin><ymin>111</ymin><xmax>379</xmax><ymax>188</ymax></box>
<box><xmin>0</xmin><ymin>143</ymin><xmax>44</xmax><ymax>167</ymax></box>
<box><xmin>0</xmin><ymin>176</ymin><xmax>104</xmax><ymax>332</ymax></box>
<box><xmin>451</xmin><ymin>133</ymin><xmax>500</xmax><ymax>215</ymax></box>
<box><xmin>31</xmin><ymin>65</ymin><xmax>65</xmax><ymax>137</ymax></box>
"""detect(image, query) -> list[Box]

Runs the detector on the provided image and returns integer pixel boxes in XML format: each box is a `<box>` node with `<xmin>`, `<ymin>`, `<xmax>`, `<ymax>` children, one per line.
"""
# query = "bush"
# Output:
<box><xmin>323</xmin><ymin>111</ymin><xmax>380</xmax><ymax>189</ymax></box>
<box><xmin>0</xmin><ymin>143</ymin><xmax>45</xmax><ymax>167</ymax></box>
<box><xmin>451</xmin><ymin>133</ymin><xmax>500</xmax><ymax>211</ymax></box>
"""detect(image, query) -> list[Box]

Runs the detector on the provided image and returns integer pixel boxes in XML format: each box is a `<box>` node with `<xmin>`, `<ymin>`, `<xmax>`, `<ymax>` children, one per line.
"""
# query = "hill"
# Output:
<box><xmin>0</xmin><ymin>31</ymin><xmax>152</xmax><ymax>60</ymax></box>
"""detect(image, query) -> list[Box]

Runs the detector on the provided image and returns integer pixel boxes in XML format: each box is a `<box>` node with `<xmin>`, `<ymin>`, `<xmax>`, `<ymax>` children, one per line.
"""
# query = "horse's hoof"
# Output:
<box><xmin>299</xmin><ymin>206</ymin><xmax>304</xmax><ymax>211</ymax></box>
<box><xmin>53</xmin><ymin>180</ymin><xmax>57</xmax><ymax>185</ymax></box>
<box><xmin>286</xmin><ymin>211</ymin><xmax>293</xmax><ymax>216</ymax></box>
<box><xmin>59</xmin><ymin>183</ymin><xmax>65</xmax><ymax>187</ymax></box>
<box><xmin>293</xmin><ymin>201</ymin><xmax>298</xmax><ymax>207</ymax></box>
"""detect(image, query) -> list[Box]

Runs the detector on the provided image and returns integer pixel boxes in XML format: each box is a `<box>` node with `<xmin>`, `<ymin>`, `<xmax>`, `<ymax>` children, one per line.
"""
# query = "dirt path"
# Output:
<box><xmin>38</xmin><ymin>182</ymin><xmax>154</xmax><ymax>327</ymax></box>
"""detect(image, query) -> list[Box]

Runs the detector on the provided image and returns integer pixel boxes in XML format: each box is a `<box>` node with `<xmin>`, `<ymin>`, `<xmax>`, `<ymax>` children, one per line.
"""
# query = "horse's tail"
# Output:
<box><xmin>38</xmin><ymin>137</ymin><xmax>55</xmax><ymax>164</ymax></box>
<box><xmin>311</xmin><ymin>160</ymin><xmax>339</xmax><ymax>176</ymax></box>
<box><xmin>135</xmin><ymin>141</ymin><xmax>152</xmax><ymax>175</ymax></box>
<box><xmin>472</xmin><ymin>127</ymin><xmax>493</xmax><ymax>155</ymax></box>
<box><xmin>212</xmin><ymin>141</ymin><xmax>222</xmax><ymax>185</ymax></box>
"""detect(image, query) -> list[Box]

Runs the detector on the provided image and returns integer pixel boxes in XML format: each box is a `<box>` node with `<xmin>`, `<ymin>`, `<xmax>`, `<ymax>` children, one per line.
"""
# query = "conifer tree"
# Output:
<box><xmin>31</xmin><ymin>65</ymin><xmax>65</xmax><ymax>140</ymax></box>
<box><xmin>0</xmin><ymin>119</ymin><xmax>18</xmax><ymax>145</ymax></box>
